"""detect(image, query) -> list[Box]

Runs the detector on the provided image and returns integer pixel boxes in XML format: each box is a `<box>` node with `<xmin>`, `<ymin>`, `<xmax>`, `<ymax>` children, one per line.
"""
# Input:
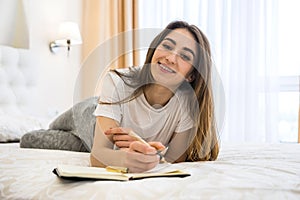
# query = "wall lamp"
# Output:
<box><xmin>49</xmin><ymin>21</ymin><xmax>82</xmax><ymax>54</ymax></box>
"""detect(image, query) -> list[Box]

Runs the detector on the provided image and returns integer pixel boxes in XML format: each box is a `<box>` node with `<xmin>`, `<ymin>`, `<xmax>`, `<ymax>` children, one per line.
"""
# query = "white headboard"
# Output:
<box><xmin>0</xmin><ymin>45</ymin><xmax>38</xmax><ymax>116</ymax></box>
<box><xmin>0</xmin><ymin>45</ymin><xmax>47</xmax><ymax>142</ymax></box>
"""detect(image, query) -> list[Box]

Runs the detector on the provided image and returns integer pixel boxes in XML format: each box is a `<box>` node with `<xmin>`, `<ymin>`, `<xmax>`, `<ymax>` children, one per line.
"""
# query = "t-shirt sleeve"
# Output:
<box><xmin>93</xmin><ymin>72</ymin><xmax>123</xmax><ymax>123</ymax></box>
<box><xmin>175</xmin><ymin>112</ymin><xmax>194</xmax><ymax>133</ymax></box>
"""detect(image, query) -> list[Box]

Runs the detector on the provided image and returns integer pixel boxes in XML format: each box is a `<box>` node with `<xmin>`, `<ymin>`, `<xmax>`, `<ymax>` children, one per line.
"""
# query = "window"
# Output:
<box><xmin>278</xmin><ymin>0</ymin><xmax>300</xmax><ymax>142</ymax></box>
<box><xmin>278</xmin><ymin>92</ymin><xmax>299</xmax><ymax>142</ymax></box>
<box><xmin>137</xmin><ymin>0</ymin><xmax>300</xmax><ymax>143</ymax></box>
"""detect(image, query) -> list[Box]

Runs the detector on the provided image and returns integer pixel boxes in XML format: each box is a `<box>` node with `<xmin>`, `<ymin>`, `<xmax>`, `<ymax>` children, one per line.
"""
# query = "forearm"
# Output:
<box><xmin>90</xmin><ymin>116</ymin><xmax>160</xmax><ymax>172</ymax></box>
<box><xmin>164</xmin><ymin>130</ymin><xmax>192</xmax><ymax>163</ymax></box>
<box><xmin>90</xmin><ymin>116</ymin><xmax>126</xmax><ymax>167</ymax></box>
<box><xmin>90</xmin><ymin>147</ymin><xmax>126</xmax><ymax>167</ymax></box>
<box><xmin>90</xmin><ymin>153</ymin><xmax>105</xmax><ymax>167</ymax></box>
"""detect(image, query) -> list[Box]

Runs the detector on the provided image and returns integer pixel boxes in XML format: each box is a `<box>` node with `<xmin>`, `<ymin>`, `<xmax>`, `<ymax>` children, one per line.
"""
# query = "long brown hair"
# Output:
<box><xmin>101</xmin><ymin>21</ymin><xmax>219</xmax><ymax>161</ymax></box>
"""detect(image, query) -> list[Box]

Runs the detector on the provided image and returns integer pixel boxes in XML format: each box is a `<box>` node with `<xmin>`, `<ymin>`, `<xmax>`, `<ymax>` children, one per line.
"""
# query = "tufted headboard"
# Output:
<box><xmin>0</xmin><ymin>45</ymin><xmax>38</xmax><ymax>115</ymax></box>
<box><xmin>0</xmin><ymin>45</ymin><xmax>43</xmax><ymax>142</ymax></box>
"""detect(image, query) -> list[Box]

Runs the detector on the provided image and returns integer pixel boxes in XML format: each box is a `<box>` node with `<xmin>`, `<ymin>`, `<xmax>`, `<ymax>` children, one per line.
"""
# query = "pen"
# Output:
<box><xmin>128</xmin><ymin>130</ymin><xmax>168</xmax><ymax>163</ymax></box>
<box><xmin>128</xmin><ymin>130</ymin><xmax>150</xmax><ymax>146</ymax></box>
<box><xmin>106</xmin><ymin>131</ymin><xmax>164</xmax><ymax>174</ymax></box>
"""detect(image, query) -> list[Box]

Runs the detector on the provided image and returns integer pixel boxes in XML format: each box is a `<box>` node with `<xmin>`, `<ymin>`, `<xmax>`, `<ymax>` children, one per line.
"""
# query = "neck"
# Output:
<box><xmin>143</xmin><ymin>84</ymin><xmax>174</xmax><ymax>108</ymax></box>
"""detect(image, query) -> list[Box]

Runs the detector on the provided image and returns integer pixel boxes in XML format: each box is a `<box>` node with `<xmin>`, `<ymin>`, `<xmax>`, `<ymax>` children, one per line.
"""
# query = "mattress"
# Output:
<box><xmin>0</xmin><ymin>143</ymin><xmax>299</xmax><ymax>200</ymax></box>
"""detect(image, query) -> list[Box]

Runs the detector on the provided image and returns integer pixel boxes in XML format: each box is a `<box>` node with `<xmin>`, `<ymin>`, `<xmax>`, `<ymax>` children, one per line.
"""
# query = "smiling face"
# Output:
<box><xmin>150</xmin><ymin>28</ymin><xmax>197</xmax><ymax>89</ymax></box>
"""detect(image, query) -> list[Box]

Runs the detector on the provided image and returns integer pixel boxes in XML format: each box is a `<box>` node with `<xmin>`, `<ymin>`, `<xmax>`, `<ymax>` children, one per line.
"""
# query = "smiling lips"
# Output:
<box><xmin>158</xmin><ymin>62</ymin><xmax>176</xmax><ymax>73</ymax></box>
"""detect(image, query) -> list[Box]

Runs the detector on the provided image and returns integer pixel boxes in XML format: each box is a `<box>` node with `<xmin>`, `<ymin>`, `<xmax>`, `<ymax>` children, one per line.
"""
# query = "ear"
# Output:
<box><xmin>186</xmin><ymin>73</ymin><xmax>195</xmax><ymax>82</ymax></box>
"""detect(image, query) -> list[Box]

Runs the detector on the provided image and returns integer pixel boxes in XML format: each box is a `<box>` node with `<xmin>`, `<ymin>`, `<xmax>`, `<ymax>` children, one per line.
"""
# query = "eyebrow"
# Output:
<box><xmin>163</xmin><ymin>38</ymin><xmax>196</xmax><ymax>58</ymax></box>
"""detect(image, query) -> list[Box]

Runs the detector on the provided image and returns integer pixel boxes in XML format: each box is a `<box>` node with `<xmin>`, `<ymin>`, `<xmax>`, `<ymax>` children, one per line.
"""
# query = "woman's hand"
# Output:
<box><xmin>104</xmin><ymin>127</ymin><xmax>137</xmax><ymax>149</ymax></box>
<box><xmin>105</xmin><ymin>127</ymin><xmax>166</xmax><ymax>172</ymax></box>
<box><xmin>123</xmin><ymin>141</ymin><xmax>160</xmax><ymax>173</ymax></box>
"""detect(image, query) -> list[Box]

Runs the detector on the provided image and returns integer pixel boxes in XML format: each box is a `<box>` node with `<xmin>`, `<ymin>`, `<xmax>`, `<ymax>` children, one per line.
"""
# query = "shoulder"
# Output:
<box><xmin>172</xmin><ymin>87</ymin><xmax>196</xmax><ymax>115</ymax></box>
<box><xmin>106</xmin><ymin>66</ymin><xmax>142</xmax><ymax>84</ymax></box>
<box><xmin>174</xmin><ymin>87</ymin><xmax>194</xmax><ymax>103</ymax></box>
<box><xmin>113</xmin><ymin>66</ymin><xmax>142</xmax><ymax>76</ymax></box>
<box><xmin>100</xmin><ymin>66</ymin><xmax>141</xmax><ymax>96</ymax></box>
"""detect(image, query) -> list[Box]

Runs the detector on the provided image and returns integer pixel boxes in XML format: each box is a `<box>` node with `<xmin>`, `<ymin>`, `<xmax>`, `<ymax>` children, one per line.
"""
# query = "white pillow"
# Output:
<box><xmin>0</xmin><ymin>115</ymin><xmax>45</xmax><ymax>142</ymax></box>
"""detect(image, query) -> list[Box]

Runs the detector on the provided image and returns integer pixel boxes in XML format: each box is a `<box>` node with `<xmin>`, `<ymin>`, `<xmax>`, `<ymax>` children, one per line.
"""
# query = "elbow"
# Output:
<box><xmin>165</xmin><ymin>152</ymin><xmax>187</xmax><ymax>163</ymax></box>
<box><xmin>90</xmin><ymin>153</ymin><xmax>106</xmax><ymax>168</ymax></box>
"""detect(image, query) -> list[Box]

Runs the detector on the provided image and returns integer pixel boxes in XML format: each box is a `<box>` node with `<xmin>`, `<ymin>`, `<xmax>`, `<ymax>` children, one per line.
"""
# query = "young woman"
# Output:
<box><xmin>90</xmin><ymin>20</ymin><xmax>219</xmax><ymax>173</ymax></box>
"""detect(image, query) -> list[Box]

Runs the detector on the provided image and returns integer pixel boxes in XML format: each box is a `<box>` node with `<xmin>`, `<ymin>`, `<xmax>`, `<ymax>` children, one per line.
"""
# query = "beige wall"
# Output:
<box><xmin>0</xmin><ymin>0</ymin><xmax>83</xmax><ymax>118</ymax></box>
<box><xmin>27</xmin><ymin>0</ymin><xmax>83</xmax><ymax>117</ymax></box>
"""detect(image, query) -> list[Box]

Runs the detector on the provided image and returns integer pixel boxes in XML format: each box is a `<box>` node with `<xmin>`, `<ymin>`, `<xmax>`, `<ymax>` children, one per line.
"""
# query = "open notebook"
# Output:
<box><xmin>53</xmin><ymin>163</ymin><xmax>190</xmax><ymax>181</ymax></box>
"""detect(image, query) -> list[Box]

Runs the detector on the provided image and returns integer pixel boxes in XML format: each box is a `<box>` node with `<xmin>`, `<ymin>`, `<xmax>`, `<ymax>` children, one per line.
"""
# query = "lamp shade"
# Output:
<box><xmin>49</xmin><ymin>21</ymin><xmax>82</xmax><ymax>53</ymax></box>
<box><xmin>58</xmin><ymin>22</ymin><xmax>82</xmax><ymax>45</ymax></box>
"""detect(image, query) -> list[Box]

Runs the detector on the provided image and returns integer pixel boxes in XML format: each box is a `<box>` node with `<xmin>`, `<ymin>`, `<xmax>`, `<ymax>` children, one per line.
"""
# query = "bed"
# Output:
<box><xmin>0</xmin><ymin>143</ymin><xmax>299</xmax><ymax>199</ymax></box>
<box><xmin>0</xmin><ymin>45</ymin><xmax>300</xmax><ymax>199</ymax></box>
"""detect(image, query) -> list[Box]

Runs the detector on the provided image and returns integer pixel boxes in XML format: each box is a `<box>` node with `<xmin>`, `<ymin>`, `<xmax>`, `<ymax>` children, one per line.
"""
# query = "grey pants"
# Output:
<box><xmin>20</xmin><ymin>97</ymin><xmax>98</xmax><ymax>152</ymax></box>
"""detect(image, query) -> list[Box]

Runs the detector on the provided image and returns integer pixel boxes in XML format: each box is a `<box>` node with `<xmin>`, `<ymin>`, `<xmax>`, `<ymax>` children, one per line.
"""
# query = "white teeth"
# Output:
<box><xmin>159</xmin><ymin>64</ymin><xmax>175</xmax><ymax>73</ymax></box>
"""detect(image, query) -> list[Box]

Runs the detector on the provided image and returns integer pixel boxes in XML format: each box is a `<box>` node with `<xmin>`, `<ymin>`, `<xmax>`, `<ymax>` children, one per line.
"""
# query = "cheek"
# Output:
<box><xmin>179</xmin><ymin>62</ymin><xmax>194</xmax><ymax>77</ymax></box>
<box><xmin>152</xmin><ymin>49</ymin><xmax>166</xmax><ymax>62</ymax></box>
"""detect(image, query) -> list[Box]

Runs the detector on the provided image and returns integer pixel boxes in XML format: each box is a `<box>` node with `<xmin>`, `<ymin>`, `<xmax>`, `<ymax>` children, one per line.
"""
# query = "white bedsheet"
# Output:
<box><xmin>0</xmin><ymin>143</ymin><xmax>299</xmax><ymax>200</ymax></box>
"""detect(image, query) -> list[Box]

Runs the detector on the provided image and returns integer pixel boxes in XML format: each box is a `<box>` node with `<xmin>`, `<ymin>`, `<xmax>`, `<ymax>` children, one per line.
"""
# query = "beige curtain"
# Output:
<box><xmin>81</xmin><ymin>0</ymin><xmax>139</xmax><ymax>98</ymax></box>
<box><xmin>82</xmin><ymin>0</ymin><xmax>139</xmax><ymax>68</ymax></box>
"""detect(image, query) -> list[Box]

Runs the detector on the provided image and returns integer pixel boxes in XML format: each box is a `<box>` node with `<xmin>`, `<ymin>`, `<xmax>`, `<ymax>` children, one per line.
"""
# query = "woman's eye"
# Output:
<box><xmin>162</xmin><ymin>44</ymin><xmax>173</xmax><ymax>50</ymax></box>
<box><xmin>180</xmin><ymin>54</ymin><xmax>191</xmax><ymax>61</ymax></box>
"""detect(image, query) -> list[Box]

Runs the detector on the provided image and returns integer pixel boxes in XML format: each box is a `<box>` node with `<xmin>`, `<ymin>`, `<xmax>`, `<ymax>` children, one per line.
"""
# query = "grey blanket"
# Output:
<box><xmin>20</xmin><ymin>97</ymin><xmax>98</xmax><ymax>152</ymax></box>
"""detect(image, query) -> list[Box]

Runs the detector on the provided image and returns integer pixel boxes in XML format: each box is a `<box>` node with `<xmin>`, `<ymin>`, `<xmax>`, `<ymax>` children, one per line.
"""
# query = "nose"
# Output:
<box><xmin>165</xmin><ymin>52</ymin><xmax>177</xmax><ymax>64</ymax></box>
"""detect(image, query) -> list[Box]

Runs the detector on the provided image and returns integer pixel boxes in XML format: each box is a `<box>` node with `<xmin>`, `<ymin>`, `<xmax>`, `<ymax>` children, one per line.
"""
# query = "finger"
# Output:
<box><xmin>119</xmin><ymin>148</ymin><xmax>129</xmax><ymax>152</ymax></box>
<box><xmin>104</xmin><ymin>127</ymin><xmax>128</xmax><ymax>135</ymax></box>
<box><xmin>136</xmin><ymin>154</ymin><xmax>160</xmax><ymax>164</ymax></box>
<box><xmin>115</xmin><ymin>141</ymin><xmax>132</xmax><ymax>148</ymax></box>
<box><xmin>125</xmin><ymin>151</ymin><xmax>159</xmax><ymax>170</ymax></box>
<box><xmin>128</xmin><ymin>161</ymin><xmax>158</xmax><ymax>173</ymax></box>
<box><xmin>113</xmin><ymin>135</ymin><xmax>136</xmax><ymax>142</ymax></box>
<box><xmin>148</xmin><ymin>142</ymin><xmax>166</xmax><ymax>151</ymax></box>
<box><xmin>126</xmin><ymin>161</ymin><xmax>157</xmax><ymax>173</ymax></box>
<box><xmin>128</xmin><ymin>166</ymin><xmax>144</xmax><ymax>173</ymax></box>
<box><xmin>130</xmin><ymin>141</ymin><xmax>157</xmax><ymax>155</ymax></box>
<box><xmin>125</xmin><ymin>151</ymin><xmax>159</xmax><ymax>172</ymax></box>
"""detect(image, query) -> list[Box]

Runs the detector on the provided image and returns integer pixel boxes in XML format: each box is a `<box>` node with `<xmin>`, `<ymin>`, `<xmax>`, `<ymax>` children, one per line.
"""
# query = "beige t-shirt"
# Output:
<box><xmin>94</xmin><ymin>67</ymin><xmax>194</xmax><ymax>146</ymax></box>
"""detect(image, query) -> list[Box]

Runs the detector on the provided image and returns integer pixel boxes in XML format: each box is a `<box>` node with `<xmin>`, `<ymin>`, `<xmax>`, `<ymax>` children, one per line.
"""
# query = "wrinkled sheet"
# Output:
<box><xmin>0</xmin><ymin>143</ymin><xmax>299</xmax><ymax>200</ymax></box>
